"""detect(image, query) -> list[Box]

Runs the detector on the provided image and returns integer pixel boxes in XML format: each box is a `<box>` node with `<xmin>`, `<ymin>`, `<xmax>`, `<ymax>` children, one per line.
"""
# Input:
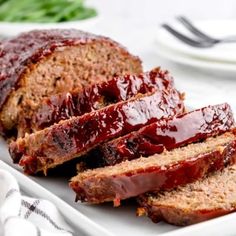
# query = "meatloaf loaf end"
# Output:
<box><xmin>9</xmin><ymin>87</ymin><xmax>184</xmax><ymax>175</ymax></box>
<box><xmin>137</xmin><ymin>164</ymin><xmax>236</xmax><ymax>226</ymax></box>
<box><xmin>0</xmin><ymin>29</ymin><xmax>142</xmax><ymax>137</ymax></box>
<box><xmin>70</xmin><ymin>131</ymin><xmax>236</xmax><ymax>206</ymax></box>
<box><xmin>85</xmin><ymin>103</ymin><xmax>235</xmax><ymax>168</ymax></box>
<box><xmin>32</xmin><ymin>67</ymin><xmax>173</xmax><ymax>131</ymax></box>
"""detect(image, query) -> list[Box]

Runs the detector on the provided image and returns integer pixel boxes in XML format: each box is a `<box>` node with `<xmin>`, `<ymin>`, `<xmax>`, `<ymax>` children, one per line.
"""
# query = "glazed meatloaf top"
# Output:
<box><xmin>85</xmin><ymin>103</ymin><xmax>235</xmax><ymax>168</ymax></box>
<box><xmin>0</xmin><ymin>29</ymin><xmax>141</xmax><ymax>111</ymax></box>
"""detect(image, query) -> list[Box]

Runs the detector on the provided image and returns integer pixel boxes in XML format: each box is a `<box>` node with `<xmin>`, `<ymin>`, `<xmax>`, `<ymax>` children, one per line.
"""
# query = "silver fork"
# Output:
<box><xmin>162</xmin><ymin>16</ymin><xmax>236</xmax><ymax>48</ymax></box>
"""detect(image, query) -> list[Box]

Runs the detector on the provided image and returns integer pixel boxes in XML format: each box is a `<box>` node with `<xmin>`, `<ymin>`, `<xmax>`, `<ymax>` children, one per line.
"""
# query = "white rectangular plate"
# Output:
<box><xmin>1</xmin><ymin>138</ymin><xmax>236</xmax><ymax>236</ymax></box>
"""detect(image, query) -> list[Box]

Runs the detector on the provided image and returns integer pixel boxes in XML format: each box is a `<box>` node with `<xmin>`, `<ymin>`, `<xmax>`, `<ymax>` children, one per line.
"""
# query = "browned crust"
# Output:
<box><xmin>137</xmin><ymin>197</ymin><xmax>235</xmax><ymax>226</ymax></box>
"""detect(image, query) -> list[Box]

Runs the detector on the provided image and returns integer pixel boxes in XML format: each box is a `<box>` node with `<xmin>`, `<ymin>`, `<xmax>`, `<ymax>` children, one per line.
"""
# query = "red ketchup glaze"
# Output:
<box><xmin>88</xmin><ymin>103</ymin><xmax>235</xmax><ymax>167</ymax></box>
<box><xmin>10</xmin><ymin>88</ymin><xmax>184</xmax><ymax>174</ymax></box>
<box><xmin>71</xmin><ymin>140</ymin><xmax>236</xmax><ymax>204</ymax></box>
<box><xmin>33</xmin><ymin>68</ymin><xmax>173</xmax><ymax>130</ymax></box>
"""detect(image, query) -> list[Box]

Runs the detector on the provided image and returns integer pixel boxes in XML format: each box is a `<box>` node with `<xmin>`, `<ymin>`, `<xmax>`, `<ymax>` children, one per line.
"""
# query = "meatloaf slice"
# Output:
<box><xmin>70</xmin><ymin>131</ymin><xmax>236</xmax><ymax>206</ymax></box>
<box><xmin>137</xmin><ymin>164</ymin><xmax>236</xmax><ymax>226</ymax></box>
<box><xmin>9</xmin><ymin>88</ymin><xmax>184</xmax><ymax>175</ymax></box>
<box><xmin>86</xmin><ymin>103</ymin><xmax>235</xmax><ymax>168</ymax></box>
<box><xmin>0</xmin><ymin>29</ymin><xmax>142</xmax><ymax>137</ymax></box>
<box><xmin>33</xmin><ymin>68</ymin><xmax>173</xmax><ymax>131</ymax></box>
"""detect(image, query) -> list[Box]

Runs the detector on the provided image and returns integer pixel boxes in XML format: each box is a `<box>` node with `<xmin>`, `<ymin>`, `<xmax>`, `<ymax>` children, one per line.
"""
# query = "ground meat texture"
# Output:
<box><xmin>33</xmin><ymin>68</ymin><xmax>174</xmax><ymax>131</ymax></box>
<box><xmin>85</xmin><ymin>103</ymin><xmax>235</xmax><ymax>168</ymax></box>
<box><xmin>9</xmin><ymin>87</ymin><xmax>184</xmax><ymax>175</ymax></box>
<box><xmin>0</xmin><ymin>29</ymin><xmax>142</xmax><ymax>138</ymax></box>
<box><xmin>137</xmin><ymin>164</ymin><xmax>236</xmax><ymax>226</ymax></box>
<box><xmin>69</xmin><ymin>131</ymin><xmax>236</xmax><ymax>205</ymax></box>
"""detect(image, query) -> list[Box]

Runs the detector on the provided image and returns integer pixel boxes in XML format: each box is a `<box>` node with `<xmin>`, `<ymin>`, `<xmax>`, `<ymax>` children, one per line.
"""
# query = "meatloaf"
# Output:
<box><xmin>137</xmin><ymin>164</ymin><xmax>236</xmax><ymax>226</ymax></box>
<box><xmin>33</xmin><ymin>68</ymin><xmax>173</xmax><ymax>131</ymax></box>
<box><xmin>0</xmin><ymin>29</ymin><xmax>142</xmax><ymax>137</ymax></box>
<box><xmin>70</xmin><ymin>131</ymin><xmax>236</xmax><ymax>206</ymax></box>
<box><xmin>9</xmin><ymin>88</ymin><xmax>184</xmax><ymax>174</ymax></box>
<box><xmin>85</xmin><ymin>103</ymin><xmax>234</xmax><ymax>168</ymax></box>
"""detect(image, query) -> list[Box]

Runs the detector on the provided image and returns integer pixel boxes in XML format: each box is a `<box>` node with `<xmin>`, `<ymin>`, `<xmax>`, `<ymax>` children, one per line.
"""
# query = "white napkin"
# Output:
<box><xmin>0</xmin><ymin>169</ymin><xmax>74</xmax><ymax>236</ymax></box>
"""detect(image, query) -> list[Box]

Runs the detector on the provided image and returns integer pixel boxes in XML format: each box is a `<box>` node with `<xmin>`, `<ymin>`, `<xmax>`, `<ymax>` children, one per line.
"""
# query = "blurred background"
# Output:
<box><xmin>90</xmin><ymin>0</ymin><xmax>236</xmax><ymax>22</ymax></box>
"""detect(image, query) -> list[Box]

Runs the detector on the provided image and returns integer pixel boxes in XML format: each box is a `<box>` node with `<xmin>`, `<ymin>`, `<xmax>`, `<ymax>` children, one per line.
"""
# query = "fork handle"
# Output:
<box><xmin>220</xmin><ymin>36</ymin><xmax>236</xmax><ymax>43</ymax></box>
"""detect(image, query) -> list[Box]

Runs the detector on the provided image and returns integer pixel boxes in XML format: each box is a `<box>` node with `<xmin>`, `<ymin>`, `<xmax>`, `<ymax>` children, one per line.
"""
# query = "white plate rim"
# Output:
<box><xmin>154</xmin><ymin>42</ymin><xmax>236</xmax><ymax>73</ymax></box>
<box><xmin>156</xmin><ymin>19</ymin><xmax>236</xmax><ymax>64</ymax></box>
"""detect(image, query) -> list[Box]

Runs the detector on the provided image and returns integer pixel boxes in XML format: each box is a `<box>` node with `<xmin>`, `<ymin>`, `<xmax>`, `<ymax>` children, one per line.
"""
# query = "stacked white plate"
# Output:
<box><xmin>155</xmin><ymin>20</ymin><xmax>236</xmax><ymax>73</ymax></box>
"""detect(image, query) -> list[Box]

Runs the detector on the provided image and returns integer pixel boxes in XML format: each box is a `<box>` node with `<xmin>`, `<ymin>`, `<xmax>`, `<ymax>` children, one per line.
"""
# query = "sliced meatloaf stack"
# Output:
<box><xmin>70</xmin><ymin>117</ymin><xmax>236</xmax><ymax>205</ymax></box>
<box><xmin>0</xmin><ymin>29</ymin><xmax>142</xmax><ymax>137</ymax></box>
<box><xmin>69</xmin><ymin>104</ymin><xmax>236</xmax><ymax>217</ymax></box>
<box><xmin>9</xmin><ymin>69</ymin><xmax>184</xmax><ymax>174</ymax></box>
<box><xmin>6</xmin><ymin>29</ymin><xmax>236</xmax><ymax>228</ymax></box>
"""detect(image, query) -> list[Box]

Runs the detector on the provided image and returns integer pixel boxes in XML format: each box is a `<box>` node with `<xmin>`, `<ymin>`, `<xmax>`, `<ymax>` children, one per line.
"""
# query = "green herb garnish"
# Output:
<box><xmin>0</xmin><ymin>0</ymin><xmax>97</xmax><ymax>23</ymax></box>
